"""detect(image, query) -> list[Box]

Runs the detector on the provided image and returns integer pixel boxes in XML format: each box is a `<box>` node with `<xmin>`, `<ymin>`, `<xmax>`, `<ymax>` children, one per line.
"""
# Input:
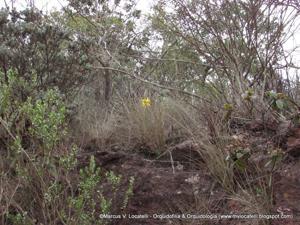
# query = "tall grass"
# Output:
<box><xmin>115</xmin><ymin>97</ymin><xmax>168</xmax><ymax>153</ymax></box>
<box><xmin>70</xmin><ymin>90</ymin><xmax>118</xmax><ymax>150</ymax></box>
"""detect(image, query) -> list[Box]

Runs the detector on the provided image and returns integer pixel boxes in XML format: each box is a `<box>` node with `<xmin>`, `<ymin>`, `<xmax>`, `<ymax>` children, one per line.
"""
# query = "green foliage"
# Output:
<box><xmin>0</xmin><ymin>69</ymin><xmax>36</xmax><ymax>121</ymax></box>
<box><xmin>59</xmin><ymin>144</ymin><xmax>78</xmax><ymax>170</ymax></box>
<box><xmin>226</xmin><ymin>148</ymin><xmax>251</xmax><ymax>172</ymax></box>
<box><xmin>1</xmin><ymin>69</ymin><xmax>66</xmax><ymax>150</ymax></box>
<box><xmin>69</xmin><ymin>156</ymin><xmax>101</xmax><ymax>225</ymax></box>
<box><xmin>266</xmin><ymin>90</ymin><xmax>287</xmax><ymax>111</ymax></box>
<box><xmin>0</xmin><ymin>8</ymin><xmax>93</xmax><ymax>97</ymax></box>
<box><xmin>79</xmin><ymin>155</ymin><xmax>101</xmax><ymax>198</ymax></box>
<box><xmin>122</xmin><ymin>176</ymin><xmax>135</xmax><ymax>210</ymax></box>
<box><xmin>10</xmin><ymin>136</ymin><xmax>23</xmax><ymax>155</ymax></box>
<box><xmin>44</xmin><ymin>181</ymin><xmax>63</xmax><ymax>204</ymax></box>
<box><xmin>6</xmin><ymin>212</ymin><xmax>31</xmax><ymax>225</ymax></box>
<box><xmin>223</xmin><ymin>103</ymin><xmax>234</xmax><ymax>124</ymax></box>
<box><xmin>68</xmin><ymin>156</ymin><xmax>129</xmax><ymax>225</ymax></box>
<box><xmin>23</xmin><ymin>88</ymin><xmax>66</xmax><ymax>150</ymax></box>
<box><xmin>0</xmin><ymin>68</ymin><xmax>134</xmax><ymax>224</ymax></box>
<box><xmin>106</xmin><ymin>171</ymin><xmax>122</xmax><ymax>190</ymax></box>
<box><xmin>242</xmin><ymin>89</ymin><xmax>255</xmax><ymax>101</ymax></box>
<box><xmin>223</xmin><ymin>103</ymin><xmax>233</xmax><ymax>111</ymax></box>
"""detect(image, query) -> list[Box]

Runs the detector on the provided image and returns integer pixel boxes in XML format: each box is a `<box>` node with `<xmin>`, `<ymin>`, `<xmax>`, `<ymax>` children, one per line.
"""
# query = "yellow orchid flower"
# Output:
<box><xmin>141</xmin><ymin>97</ymin><xmax>151</xmax><ymax>107</ymax></box>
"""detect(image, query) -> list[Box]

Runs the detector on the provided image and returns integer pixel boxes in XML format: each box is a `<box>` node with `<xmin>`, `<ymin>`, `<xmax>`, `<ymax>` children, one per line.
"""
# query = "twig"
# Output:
<box><xmin>169</xmin><ymin>150</ymin><xmax>175</xmax><ymax>174</ymax></box>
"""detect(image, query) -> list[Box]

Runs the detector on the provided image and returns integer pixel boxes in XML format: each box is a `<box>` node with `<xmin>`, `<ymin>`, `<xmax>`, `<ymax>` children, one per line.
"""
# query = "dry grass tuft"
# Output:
<box><xmin>115</xmin><ymin>97</ymin><xmax>168</xmax><ymax>153</ymax></box>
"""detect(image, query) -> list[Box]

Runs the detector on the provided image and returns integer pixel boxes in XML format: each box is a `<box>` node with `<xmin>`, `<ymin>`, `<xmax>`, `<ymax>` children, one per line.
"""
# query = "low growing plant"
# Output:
<box><xmin>0</xmin><ymin>69</ymin><xmax>134</xmax><ymax>225</ymax></box>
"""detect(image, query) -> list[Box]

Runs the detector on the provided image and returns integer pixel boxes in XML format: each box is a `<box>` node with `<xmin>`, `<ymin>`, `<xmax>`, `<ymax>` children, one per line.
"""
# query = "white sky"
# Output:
<box><xmin>1</xmin><ymin>0</ymin><xmax>299</xmax><ymax>70</ymax></box>
<box><xmin>0</xmin><ymin>0</ymin><xmax>154</xmax><ymax>12</ymax></box>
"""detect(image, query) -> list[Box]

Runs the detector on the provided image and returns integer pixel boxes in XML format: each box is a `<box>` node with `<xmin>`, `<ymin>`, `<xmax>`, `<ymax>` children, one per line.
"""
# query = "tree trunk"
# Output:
<box><xmin>104</xmin><ymin>68</ymin><xmax>111</xmax><ymax>104</ymax></box>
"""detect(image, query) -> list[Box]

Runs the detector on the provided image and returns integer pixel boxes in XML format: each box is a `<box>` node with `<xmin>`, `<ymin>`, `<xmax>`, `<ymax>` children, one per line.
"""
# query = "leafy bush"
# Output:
<box><xmin>0</xmin><ymin>7</ymin><xmax>93</xmax><ymax>97</ymax></box>
<box><xmin>0</xmin><ymin>69</ymin><xmax>134</xmax><ymax>225</ymax></box>
<box><xmin>24</xmin><ymin>88</ymin><xmax>67</xmax><ymax>150</ymax></box>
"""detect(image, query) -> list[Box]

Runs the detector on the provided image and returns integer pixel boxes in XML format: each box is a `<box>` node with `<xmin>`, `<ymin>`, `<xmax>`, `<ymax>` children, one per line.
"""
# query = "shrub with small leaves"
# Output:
<box><xmin>122</xmin><ymin>176</ymin><xmax>135</xmax><ymax>209</ymax></box>
<box><xmin>0</xmin><ymin>69</ymin><xmax>37</xmax><ymax>135</ymax></box>
<box><xmin>59</xmin><ymin>144</ymin><xmax>78</xmax><ymax>171</ymax></box>
<box><xmin>23</xmin><ymin>88</ymin><xmax>67</xmax><ymax>150</ymax></box>
<box><xmin>106</xmin><ymin>171</ymin><xmax>122</xmax><ymax>191</ymax></box>
<box><xmin>0</xmin><ymin>68</ymin><xmax>134</xmax><ymax>225</ymax></box>
<box><xmin>69</xmin><ymin>156</ymin><xmax>104</xmax><ymax>224</ymax></box>
<box><xmin>67</xmin><ymin>156</ymin><xmax>131</xmax><ymax>225</ymax></box>
<box><xmin>6</xmin><ymin>212</ymin><xmax>29</xmax><ymax>225</ymax></box>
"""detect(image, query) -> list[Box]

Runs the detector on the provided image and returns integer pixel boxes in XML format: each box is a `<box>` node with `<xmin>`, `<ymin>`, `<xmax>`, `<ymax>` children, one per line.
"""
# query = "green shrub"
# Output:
<box><xmin>0</xmin><ymin>69</ymin><xmax>134</xmax><ymax>225</ymax></box>
<box><xmin>23</xmin><ymin>88</ymin><xmax>67</xmax><ymax>150</ymax></box>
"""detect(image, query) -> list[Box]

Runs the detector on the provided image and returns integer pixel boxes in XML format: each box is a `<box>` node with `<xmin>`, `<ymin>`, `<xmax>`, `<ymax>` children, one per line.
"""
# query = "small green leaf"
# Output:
<box><xmin>276</xmin><ymin>99</ymin><xmax>284</xmax><ymax>109</ymax></box>
<box><xmin>235</xmin><ymin>159</ymin><xmax>247</xmax><ymax>171</ymax></box>
<box><xmin>267</xmin><ymin>90</ymin><xmax>277</xmax><ymax>98</ymax></box>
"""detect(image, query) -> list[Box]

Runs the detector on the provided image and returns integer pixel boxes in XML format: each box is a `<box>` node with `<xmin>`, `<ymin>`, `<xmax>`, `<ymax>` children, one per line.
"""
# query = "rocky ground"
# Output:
<box><xmin>78</xmin><ymin>122</ymin><xmax>300</xmax><ymax>225</ymax></box>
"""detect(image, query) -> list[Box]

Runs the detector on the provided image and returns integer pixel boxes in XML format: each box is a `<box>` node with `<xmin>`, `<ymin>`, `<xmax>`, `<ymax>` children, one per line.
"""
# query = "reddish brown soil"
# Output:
<box><xmin>77</xmin><ymin>123</ymin><xmax>300</xmax><ymax>225</ymax></box>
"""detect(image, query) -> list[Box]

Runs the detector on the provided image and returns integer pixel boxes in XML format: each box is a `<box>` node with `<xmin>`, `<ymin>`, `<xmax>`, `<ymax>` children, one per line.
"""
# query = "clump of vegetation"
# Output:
<box><xmin>118</xmin><ymin>97</ymin><xmax>167</xmax><ymax>153</ymax></box>
<box><xmin>1</xmin><ymin>0</ymin><xmax>300</xmax><ymax>223</ymax></box>
<box><xmin>0</xmin><ymin>69</ymin><xmax>133</xmax><ymax>225</ymax></box>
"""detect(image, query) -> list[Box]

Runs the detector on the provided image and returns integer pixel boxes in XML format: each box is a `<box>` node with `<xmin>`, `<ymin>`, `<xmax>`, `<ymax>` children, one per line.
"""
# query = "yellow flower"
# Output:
<box><xmin>141</xmin><ymin>97</ymin><xmax>151</xmax><ymax>107</ymax></box>
<box><xmin>223</xmin><ymin>103</ymin><xmax>233</xmax><ymax>111</ymax></box>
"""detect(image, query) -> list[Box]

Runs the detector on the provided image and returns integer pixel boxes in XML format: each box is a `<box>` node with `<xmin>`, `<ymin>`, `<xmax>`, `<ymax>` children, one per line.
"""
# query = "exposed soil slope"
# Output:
<box><xmin>78</xmin><ymin>124</ymin><xmax>300</xmax><ymax>225</ymax></box>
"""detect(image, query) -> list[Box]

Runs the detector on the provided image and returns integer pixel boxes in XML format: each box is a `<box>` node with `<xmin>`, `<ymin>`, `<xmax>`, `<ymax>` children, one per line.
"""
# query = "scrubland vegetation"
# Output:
<box><xmin>1</xmin><ymin>0</ymin><xmax>300</xmax><ymax>224</ymax></box>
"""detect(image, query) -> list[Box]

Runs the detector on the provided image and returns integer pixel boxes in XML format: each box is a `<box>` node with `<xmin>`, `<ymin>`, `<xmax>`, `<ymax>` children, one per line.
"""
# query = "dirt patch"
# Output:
<box><xmin>78</xmin><ymin>149</ymin><xmax>224</xmax><ymax>225</ymax></box>
<box><xmin>272</xmin><ymin>159</ymin><xmax>300</xmax><ymax>225</ymax></box>
<box><xmin>286</xmin><ymin>126</ymin><xmax>300</xmax><ymax>157</ymax></box>
<box><xmin>76</xmin><ymin>122</ymin><xmax>300</xmax><ymax>225</ymax></box>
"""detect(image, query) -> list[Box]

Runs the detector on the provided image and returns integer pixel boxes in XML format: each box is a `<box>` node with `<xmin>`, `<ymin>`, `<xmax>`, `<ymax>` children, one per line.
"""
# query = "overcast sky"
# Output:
<box><xmin>0</xmin><ymin>0</ymin><xmax>154</xmax><ymax>12</ymax></box>
<box><xmin>1</xmin><ymin>0</ymin><xmax>299</xmax><ymax>69</ymax></box>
